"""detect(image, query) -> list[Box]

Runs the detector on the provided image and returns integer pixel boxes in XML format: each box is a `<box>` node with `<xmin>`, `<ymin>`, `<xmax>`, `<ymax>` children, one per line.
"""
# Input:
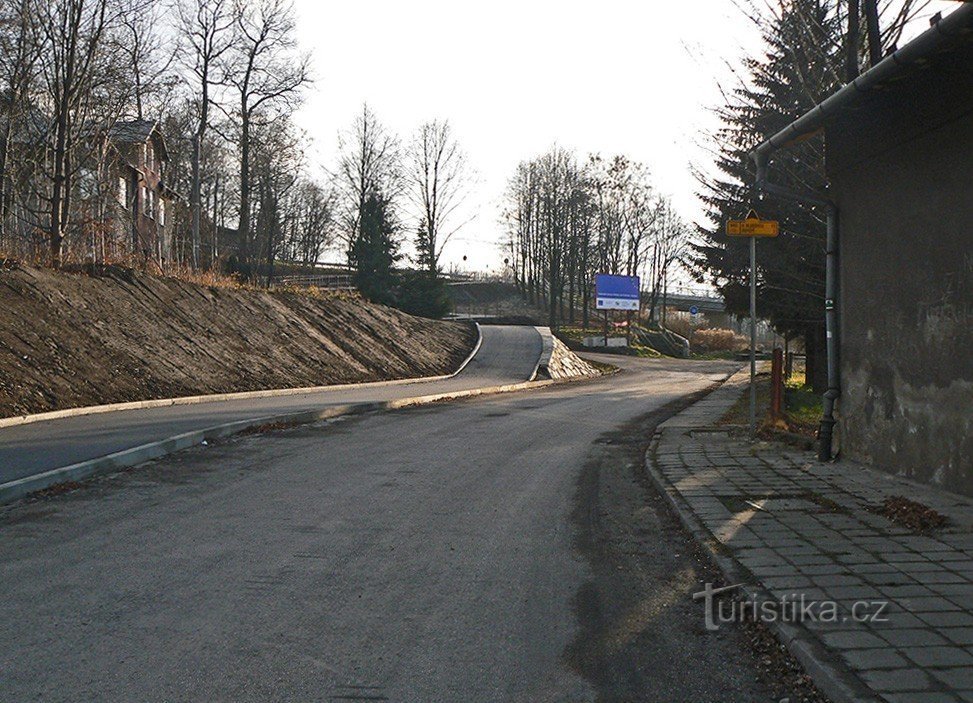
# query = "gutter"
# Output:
<box><xmin>748</xmin><ymin>5</ymin><xmax>973</xmax><ymax>461</ymax></box>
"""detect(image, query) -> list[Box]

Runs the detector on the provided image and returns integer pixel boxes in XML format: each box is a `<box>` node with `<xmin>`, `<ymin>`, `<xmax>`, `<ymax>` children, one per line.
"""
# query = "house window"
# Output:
<box><xmin>158</xmin><ymin>198</ymin><xmax>165</xmax><ymax>226</ymax></box>
<box><xmin>118</xmin><ymin>177</ymin><xmax>128</xmax><ymax>206</ymax></box>
<box><xmin>146</xmin><ymin>143</ymin><xmax>154</xmax><ymax>172</ymax></box>
<box><xmin>147</xmin><ymin>190</ymin><xmax>155</xmax><ymax>219</ymax></box>
<box><xmin>141</xmin><ymin>186</ymin><xmax>148</xmax><ymax>216</ymax></box>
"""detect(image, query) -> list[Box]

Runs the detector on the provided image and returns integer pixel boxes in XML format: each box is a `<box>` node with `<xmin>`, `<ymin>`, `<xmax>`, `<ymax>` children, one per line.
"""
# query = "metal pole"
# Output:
<box><xmin>749</xmin><ymin>236</ymin><xmax>757</xmax><ymax>440</ymax></box>
<box><xmin>819</xmin><ymin>206</ymin><xmax>840</xmax><ymax>460</ymax></box>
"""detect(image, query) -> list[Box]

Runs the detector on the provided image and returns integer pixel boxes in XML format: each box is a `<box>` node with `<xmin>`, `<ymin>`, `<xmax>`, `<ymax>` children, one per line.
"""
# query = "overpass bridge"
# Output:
<box><xmin>648</xmin><ymin>287</ymin><xmax>725</xmax><ymax>313</ymax></box>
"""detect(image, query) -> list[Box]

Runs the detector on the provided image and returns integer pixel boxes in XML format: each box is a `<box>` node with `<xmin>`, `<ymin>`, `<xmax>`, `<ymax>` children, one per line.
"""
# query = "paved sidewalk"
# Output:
<box><xmin>648</xmin><ymin>369</ymin><xmax>973</xmax><ymax>703</ymax></box>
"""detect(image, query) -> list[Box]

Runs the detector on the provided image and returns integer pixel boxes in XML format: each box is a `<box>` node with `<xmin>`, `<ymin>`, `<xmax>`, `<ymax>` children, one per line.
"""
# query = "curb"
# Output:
<box><xmin>644</xmin><ymin>401</ymin><xmax>880</xmax><ymax>702</ymax></box>
<box><xmin>530</xmin><ymin>326</ymin><xmax>555</xmax><ymax>381</ymax></box>
<box><xmin>0</xmin><ymin>367</ymin><xmax>597</xmax><ymax>506</ymax></box>
<box><xmin>0</xmin><ymin>323</ymin><xmax>483</xmax><ymax>431</ymax></box>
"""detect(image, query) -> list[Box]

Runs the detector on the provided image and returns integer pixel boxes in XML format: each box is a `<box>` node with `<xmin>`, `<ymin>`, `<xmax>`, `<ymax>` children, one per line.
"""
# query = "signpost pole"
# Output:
<box><xmin>749</xmin><ymin>236</ymin><xmax>757</xmax><ymax>441</ymax></box>
<box><xmin>725</xmin><ymin>209</ymin><xmax>777</xmax><ymax>443</ymax></box>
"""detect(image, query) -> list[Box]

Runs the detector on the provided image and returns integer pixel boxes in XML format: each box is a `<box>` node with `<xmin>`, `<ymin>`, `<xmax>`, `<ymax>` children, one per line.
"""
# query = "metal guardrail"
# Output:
<box><xmin>273</xmin><ymin>274</ymin><xmax>354</xmax><ymax>289</ymax></box>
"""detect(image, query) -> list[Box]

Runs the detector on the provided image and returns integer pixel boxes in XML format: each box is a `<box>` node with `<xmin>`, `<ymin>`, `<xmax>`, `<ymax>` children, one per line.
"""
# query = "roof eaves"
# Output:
<box><xmin>751</xmin><ymin>4</ymin><xmax>973</xmax><ymax>164</ymax></box>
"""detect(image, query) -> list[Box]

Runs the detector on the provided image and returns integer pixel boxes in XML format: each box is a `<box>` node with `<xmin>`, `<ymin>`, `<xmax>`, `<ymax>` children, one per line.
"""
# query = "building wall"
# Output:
<box><xmin>829</xmin><ymin>98</ymin><xmax>973</xmax><ymax>494</ymax></box>
<box><xmin>112</xmin><ymin>139</ymin><xmax>169</xmax><ymax>262</ymax></box>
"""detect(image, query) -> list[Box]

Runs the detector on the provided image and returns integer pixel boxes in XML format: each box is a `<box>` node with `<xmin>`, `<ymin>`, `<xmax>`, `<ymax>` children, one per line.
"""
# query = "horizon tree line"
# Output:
<box><xmin>502</xmin><ymin>147</ymin><xmax>691</xmax><ymax>330</ymax></box>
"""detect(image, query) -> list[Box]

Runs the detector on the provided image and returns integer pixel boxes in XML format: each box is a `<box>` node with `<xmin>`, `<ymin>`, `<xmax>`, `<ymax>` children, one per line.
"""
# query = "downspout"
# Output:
<box><xmin>752</xmin><ymin>153</ymin><xmax>839</xmax><ymax>461</ymax></box>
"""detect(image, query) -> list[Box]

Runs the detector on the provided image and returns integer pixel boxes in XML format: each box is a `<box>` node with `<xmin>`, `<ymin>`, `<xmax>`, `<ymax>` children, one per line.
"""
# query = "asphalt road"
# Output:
<box><xmin>0</xmin><ymin>325</ymin><xmax>541</xmax><ymax>484</ymax></box>
<box><xmin>0</xmin><ymin>353</ymin><xmax>784</xmax><ymax>702</ymax></box>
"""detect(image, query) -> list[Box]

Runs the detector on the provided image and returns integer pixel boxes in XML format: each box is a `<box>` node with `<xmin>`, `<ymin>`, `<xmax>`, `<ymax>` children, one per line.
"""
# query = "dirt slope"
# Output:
<box><xmin>0</xmin><ymin>265</ymin><xmax>476</xmax><ymax>418</ymax></box>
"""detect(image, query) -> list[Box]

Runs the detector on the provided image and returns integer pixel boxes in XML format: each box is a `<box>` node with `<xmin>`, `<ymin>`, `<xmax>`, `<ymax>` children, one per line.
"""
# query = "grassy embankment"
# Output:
<box><xmin>555</xmin><ymin>325</ymin><xmax>663</xmax><ymax>358</ymax></box>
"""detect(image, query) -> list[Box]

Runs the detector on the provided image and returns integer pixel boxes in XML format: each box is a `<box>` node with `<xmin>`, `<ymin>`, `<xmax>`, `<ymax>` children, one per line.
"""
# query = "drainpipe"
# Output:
<box><xmin>752</xmin><ymin>154</ymin><xmax>839</xmax><ymax>461</ymax></box>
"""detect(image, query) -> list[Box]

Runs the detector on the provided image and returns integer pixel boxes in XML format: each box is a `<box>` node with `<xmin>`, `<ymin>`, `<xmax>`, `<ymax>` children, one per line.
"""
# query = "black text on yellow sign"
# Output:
<box><xmin>726</xmin><ymin>209</ymin><xmax>779</xmax><ymax>238</ymax></box>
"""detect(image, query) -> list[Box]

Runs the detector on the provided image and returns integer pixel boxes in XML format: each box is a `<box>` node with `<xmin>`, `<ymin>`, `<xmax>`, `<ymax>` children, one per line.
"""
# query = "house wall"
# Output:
<box><xmin>828</xmin><ymin>77</ymin><xmax>973</xmax><ymax>494</ymax></box>
<box><xmin>112</xmin><ymin>139</ymin><xmax>168</xmax><ymax>262</ymax></box>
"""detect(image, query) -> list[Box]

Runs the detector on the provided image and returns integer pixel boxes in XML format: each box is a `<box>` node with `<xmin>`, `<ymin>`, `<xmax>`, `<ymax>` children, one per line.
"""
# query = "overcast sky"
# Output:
<box><xmin>291</xmin><ymin>0</ymin><xmax>952</xmax><ymax>273</ymax></box>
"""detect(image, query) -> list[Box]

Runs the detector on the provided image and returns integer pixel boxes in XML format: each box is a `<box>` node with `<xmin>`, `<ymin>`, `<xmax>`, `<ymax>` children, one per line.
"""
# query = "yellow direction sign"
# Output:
<box><xmin>726</xmin><ymin>209</ymin><xmax>779</xmax><ymax>238</ymax></box>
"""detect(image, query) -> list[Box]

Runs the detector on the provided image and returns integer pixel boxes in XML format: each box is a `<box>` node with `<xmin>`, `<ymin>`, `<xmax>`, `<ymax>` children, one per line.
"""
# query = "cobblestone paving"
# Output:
<box><xmin>651</xmin><ymin>370</ymin><xmax>973</xmax><ymax>702</ymax></box>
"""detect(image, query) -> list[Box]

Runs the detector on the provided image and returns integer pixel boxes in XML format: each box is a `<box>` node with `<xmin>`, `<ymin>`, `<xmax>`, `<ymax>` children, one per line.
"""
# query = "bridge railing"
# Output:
<box><xmin>273</xmin><ymin>273</ymin><xmax>355</xmax><ymax>289</ymax></box>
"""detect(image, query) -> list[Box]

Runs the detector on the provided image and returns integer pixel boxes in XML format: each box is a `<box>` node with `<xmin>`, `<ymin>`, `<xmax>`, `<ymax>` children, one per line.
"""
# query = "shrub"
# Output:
<box><xmin>692</xmin><ymin>328</ymin><xmax>747</xmax><ymax>352</ymax></box>
<box><xmin>396</xmin><ymin>270</ymin><xmax>452</xmax><ymax>319</ymax></box>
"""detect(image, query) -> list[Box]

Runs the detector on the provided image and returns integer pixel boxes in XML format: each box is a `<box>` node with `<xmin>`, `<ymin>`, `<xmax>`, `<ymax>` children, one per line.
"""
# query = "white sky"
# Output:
<box><xmin>291</xmin><ymin>0</ymin><xmax>953</xmax><ymax>272</ymax></box>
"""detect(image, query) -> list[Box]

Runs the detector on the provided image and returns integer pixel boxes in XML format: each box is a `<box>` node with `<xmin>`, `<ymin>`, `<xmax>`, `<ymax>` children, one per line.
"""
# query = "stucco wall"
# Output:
<box><xmin>829</xmin><ymin>97</ymin><xmax>973</xmax><ymax>494</ymax></box>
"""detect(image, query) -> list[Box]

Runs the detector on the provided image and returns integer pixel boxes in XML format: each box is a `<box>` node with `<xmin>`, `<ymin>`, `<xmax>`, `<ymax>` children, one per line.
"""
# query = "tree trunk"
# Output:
<box><xmin>0</xmin><ymin>121</ymin><xmax>10</xmax><ymax>246</ymax></box>
<box><xmin>806</xmin><ymin>323</ymin><xmax>828</xmax><ymax>394</ymax></box>
<box><xmin>191</xmin><ymin>135</ymin><xmax>202</xmax><ymax>268</ymax></box>
<box><xmin>582</xmin><ymin>281</ymin><xmax>590</xmax><ymax>329</ymax></box>
<box><xmin>238</xmin><ymin>109</ymin><xmax>251</xmax><ymax>264</ymax></box>
<box><xmin>846</xmin><ymin>0</ymin><xmax>860</xmax><ymax>82</ymax></box>
<box><xmin>50</xmin><ymin>111</ymin><xmax>69</xmax><ymax>269</ymax></box>
<box><xmin>567</xmin><ymin>269</ymin><xmax>575</xmax><ymax>324</ymax></box>
<box><xmin>864</xmin><ymin>0</ymin><xmax>882</xmax><ymax>67</ymax></box>
<box><xmin>548</xmin><ymin>275</ymin><xmax>557</xmax><ymax>329</ymax></box>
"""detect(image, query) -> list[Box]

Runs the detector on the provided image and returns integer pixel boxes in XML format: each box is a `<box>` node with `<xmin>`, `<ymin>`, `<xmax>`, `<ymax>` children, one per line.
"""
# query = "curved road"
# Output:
<box><xmin>0</xmin><ymin>325</ymin><xmax>542</xmax><ymax>485</ymax></box>
<box><xmin>0</xmin><ymin>353</ymin><xmax>786</xmax><ymax>702</ymax></box>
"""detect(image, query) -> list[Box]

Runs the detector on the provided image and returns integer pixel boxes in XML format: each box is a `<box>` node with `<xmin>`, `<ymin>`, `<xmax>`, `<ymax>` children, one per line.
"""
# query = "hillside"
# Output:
<box><xmin>0</xmin><ymin>265</ymin><xmax>477</xmax><ymax>419</ymax></box>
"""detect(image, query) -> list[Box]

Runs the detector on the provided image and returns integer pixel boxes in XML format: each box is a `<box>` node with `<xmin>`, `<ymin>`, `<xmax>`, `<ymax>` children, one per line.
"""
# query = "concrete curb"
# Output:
<box><xmin>643</xmin><ymin>396</ymin><xmax>880</xmax><ymax>702</ymax></box>
<box><xmin>0</xmin><ymin>323</ymin><xmax>483</xmax><ymax>431</ymax></box>
<box><xmin>0</xmin><ymin>367</ymin><xmax>597</xmax><ymax>506</ymax></box>
<box><xmin>530</xmin><ymin>326</ymin><xmax>555</xmax><ymax>381</ymax></box>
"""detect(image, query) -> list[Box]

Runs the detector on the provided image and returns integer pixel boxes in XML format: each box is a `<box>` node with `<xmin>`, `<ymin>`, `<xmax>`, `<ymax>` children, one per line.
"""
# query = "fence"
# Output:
<box><xmin>272</xmin><ymin>273</ymin><xmax>354</xmax><ymax>290</ymax></box>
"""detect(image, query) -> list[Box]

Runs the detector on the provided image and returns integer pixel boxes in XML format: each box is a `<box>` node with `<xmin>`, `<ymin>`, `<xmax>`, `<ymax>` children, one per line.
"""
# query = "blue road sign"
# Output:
<box><xmin>689</xmin><ymin>305</ymin><xmax>699</xmax><ymax>315</ymax></box>
<box><xmin>595</xmin><ymin>274</ymin><xmax>640</xmax><ymax>311</ymax></box>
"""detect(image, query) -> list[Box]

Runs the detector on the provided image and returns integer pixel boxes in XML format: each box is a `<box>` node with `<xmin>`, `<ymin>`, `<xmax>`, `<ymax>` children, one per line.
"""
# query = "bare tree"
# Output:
<box><xmin>0</xmin><ymin>0</ymin><xmax>40</xmax><ymax>246</ymax></box>
<box><xmin>645</xmin><ymin>198</ymin><xmax>689</xmax><ymax>323</ymax></box>
<box><xmin>248</xmin><ymin>114</ymin><xmax>302</xmax><ymax>282</ymax></box>
<box><xmin>406</xmin><ymin>119</ymin><xmax>471</xmax><ymax>272</ymax></box>
<box><xmin>177</xmin><ymin>0</ymin><xmax>232</xmax><ymax>268</ymax></box>
<box><xmin>335</xmin><ymin>103</ymin><xmax>400</xmax><ymax>263</ymax></box>
<box><xmin>119</xmin><ymin>0</ymin><xmax>175</xmax><ymax>120</ymax></box>
<box><xmin>35</xmin><ymin>0</ymin><xmax>119</xmax><ymax>267</ymax></box>
<box><xmin>224</xmin><ymin>0</ymin><xmax>309</xmax><ymax>266</ymax></box>
<box><xmin>283</xmin><ymin>178</ymin><xmax>334</xmax><ymax>266</ymax></box>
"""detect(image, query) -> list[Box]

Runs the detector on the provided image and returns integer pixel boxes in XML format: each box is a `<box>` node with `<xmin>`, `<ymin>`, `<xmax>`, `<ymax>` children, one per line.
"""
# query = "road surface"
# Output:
<box><xmin>0</xmin><ymin>325</ymin><xmax>541</xmax><ymax>485</ymax></box>
<box><xmin>0</xmin><ymin>353</ymin><xmax>786</xmax><ymax>702</ymax></box>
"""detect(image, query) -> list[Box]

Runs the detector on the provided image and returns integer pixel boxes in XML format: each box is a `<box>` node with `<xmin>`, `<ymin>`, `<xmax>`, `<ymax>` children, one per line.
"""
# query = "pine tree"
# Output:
<box><xmin>351</xmin><ymin>191</ymin><xmax>399</xmax><ymax>307</ymax></box>
<box><xmin>695</xmin><ymin>0</ymin><xmax>927</xmax><ymax>391</ymax></box>
<box><xmin>695</xmin><ymin>1</ymin><xmax>844</xmax><ymax>391</ymax></box>
<box><xmin>395</xmin><ymin>226</ymin><xmax>451</xmax><ymax>319</ymax></box>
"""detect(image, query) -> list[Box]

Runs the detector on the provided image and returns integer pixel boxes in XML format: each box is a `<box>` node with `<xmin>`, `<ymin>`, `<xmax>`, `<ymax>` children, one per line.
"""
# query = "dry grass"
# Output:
<box><xmin>162</xmin><ymin>264</ymin><xmax>249</xmax><ymax>289</ymax></box>
<box><xmin>2</xmin><ymin>256</ymin><xmax>357</xmax><ymax>301</ymax></box>
<box><xmin>693</xmin><ymin>328</ymin><xmax>747</xmax><ymax>352</ymax></box>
